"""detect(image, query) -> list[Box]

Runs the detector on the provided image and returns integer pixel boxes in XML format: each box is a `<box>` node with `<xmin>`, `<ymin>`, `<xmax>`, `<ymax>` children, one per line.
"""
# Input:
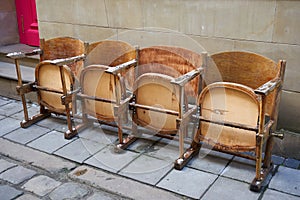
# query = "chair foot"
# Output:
<box><xmin>20</xmin><ymin>112</ymin><xmax>51</xmax><ymax>128</ymax></box>
<box><xmin>250</xmin><ymin>162</ymin><xmax>274</xmax><ymax>192</ymax></box>
<box><xmin>64</xmin><ymin>128</ymin><xmax>78</xmax><ymax>139</ymax></box>
<box><xmin>174</xmin><ymin>144</ymin><xmax>200</xmax><ymax>170</ymax></box>
<box><xmin>116</xmin><ymin>135</ymin><xmax>138</xmax><ymax>150</ymax></box>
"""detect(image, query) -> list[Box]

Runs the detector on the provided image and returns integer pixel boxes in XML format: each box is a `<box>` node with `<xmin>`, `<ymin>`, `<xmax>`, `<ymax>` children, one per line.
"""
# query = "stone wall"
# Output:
<box><xmin>36</xmin><ymin>0</ymin><xmax>300</xmax><ymax>133</ymax></box>
<box><xmin>0</xmin><ymin>0</ymin><xmax>19</xmax><ymax>45</ymax></box>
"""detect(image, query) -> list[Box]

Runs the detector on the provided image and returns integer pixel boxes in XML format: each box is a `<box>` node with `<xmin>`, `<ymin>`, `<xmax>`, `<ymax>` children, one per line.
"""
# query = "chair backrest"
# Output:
<box><xmin>85</xmin><ymin>40</ymin><xmax>136</xmax><ymax>90</ymax></box>
<box><xmin>138</xmin><ymin>46</ymin><xmax>203</xmax><ymax>96</ymax></box>
<box><xmin>133</xmin><ymin>72</ymin><xmax>180</xmax><ymax>134</ymax></box>
<box><xmin>40</xmin><ymin>37</ymin><xmax>85</xmax><ymax>78</ymax></box>
<box><xmin>35</xmin><ymin>61</ymin><xmax>74</xmax><ymax>113</ymax></box>
<box><xmin>85</xmin><ymin>40</ymin><xmax>136</xmax><ymax>66</ymax></box>
<box><xmin>80</xmin><ymin>65</ymin><xmax>123</xmax><ymax>122</ymax></box>
<box><xmin>206</xmin><ymin>51</ymin><xmax>284</xmax><ymax>119</ymax></box>
<box><xmin>198</xmin><ymin>82</ymin><xmax>260</xmax><ymax>151</ymax></box>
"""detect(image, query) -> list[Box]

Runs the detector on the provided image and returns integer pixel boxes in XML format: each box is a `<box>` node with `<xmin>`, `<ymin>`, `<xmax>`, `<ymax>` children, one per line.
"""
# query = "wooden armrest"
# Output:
<box><xmin>6</xmin><ymin>49</ymin><xmax>42</xmax><ymax>59</ymax></box>
<box><xmin>255</xmin><ymin>78</ymin><xmax>281</xmax><ymax>96</ymax></box>
<box><xmin>171</xmin><ymin>67</ymin><xmax>204</xmax><ymax>87</ymax></box>
<box><xmin>16</xmin><ymin>81</ymin><xmax>36</xmax><ymax>95</ymax></box>
<box><xmin>61</xmin><ymin>87</ymin><xmax>81</xmax><ymax>105</ymax></box>
<box><xmin>50</xmin><ymin>54</ymin><xmax>85</xmax><ymax>66</ymax></box>
<box><xmin>105</xmin><ymin>59</ymin><xmax>137</xmax><ymax>75</ymax></box>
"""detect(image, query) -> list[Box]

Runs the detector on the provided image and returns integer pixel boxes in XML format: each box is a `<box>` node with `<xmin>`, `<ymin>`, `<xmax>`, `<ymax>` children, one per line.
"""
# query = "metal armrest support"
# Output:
<box><xmin>171</xmin><ymin>67</ymin><xmax>204</xmax><ymax>87</ymax></box>
<box><xmin>255</xmin><ymin>78</ymin><xmax>281</xmax><ymax>96</ymax></box>
<box><xmin>6</xmin><ymin>49</ymin><xmax>42</xmax><ymax>59</ymax></box>
<box><xmin>105</xmin><ymin>59</ymin><xmax>137</xmax><ymax>75</ymax></box>
<box><xmin>50</xmin><ymin>54</ymin><xmax>85</xmax><ymax>66</ymax></box>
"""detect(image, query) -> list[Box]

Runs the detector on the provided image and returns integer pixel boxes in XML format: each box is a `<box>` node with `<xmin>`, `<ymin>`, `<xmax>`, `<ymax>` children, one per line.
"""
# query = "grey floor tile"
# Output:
<box><xmin>202</xmin><ymin>177</ymin><xmax>261</xmax><ymax>200</ymax></box>
<box><xmin>36</xmin><ymin>116</ymin><xmax>69</xmax><ymax>133</ymax></box>
<box><xmin>49</xmin><ymin>182</ymin><xmax>89</xmax><ymax>200</ymax></box>
<box><xmin>54</xmin><ymin>138</ymin><xmax>106</xmax><ymax>163</ymax></box>
<box><xmin>221</xmin><ymin>159</ymin><xmax>256</xmax><ymax>183</ymax></box>
<box><xmin>145</xmin><ymin>142</ymin><xmax>180</xmax><ymax>162</ymax></box>
<box><xmin>22</xmin><ymin>175</ymin><xmax>61</xmax><ymax>196</ymax></box>
<box><xmin>0</xmin><ymin>166</ymin><xmax>36</xmax><ymax>184</ymax></box>
<box><xmin>0</xmin><ymin>159</ymin><xmax>17</xmax><ymax>173</ymax></box>
<box><xmin>0</xmin><ymin>185</ymin><xmax>23</xmax><ymax>200</ymax></box>
<box><xmin>87</xmin><ymin>192</ymin><xmax>125</xmax><ymax>200</ymax></box>
<box><xmin>0</xmin><ymin>115</ymin><xmax>4</xmax><ymax>120</ymax></box>
<box><xmin>284</xmin><ymin>158</ymin><xmax>300</xmax><ymax>169</ymax></box>
<box><xmin>4</xmin><ymin>125</ymin><xmax>50</xmax><ymax>145</ymax></box>
<box><xmin>79</xmin><ymin>126</ymin><xmax>118</xmax><ymax>145</ymax></box>
<box><xmin>16</xmin><ymin>194</ymin><xmax>41</xmax><ymax>200</ymax></box>
<box><xmin>10</xmin><ymin>104</ymin><xmax>40</xmax><ymax>121</ymax></box>
<box><xmin>0</xmin><ymin>117</ymin><xmax>20</xmax><ymax>136</ymax></box>
<box><xmin>187</xmin><ymin>151</ymin><xmax>231</xmax><ymax>175</ymax></box>
<box><xmin>157</xmin><ymin>167</ymin><xmax>218</xmax><ymax>199</ymax></box>
<box><xmin>27</xmin><ymin>130</ymin><xmax>74</xmax><ymax>153</ymax></box>
<box><xmin>127</xmin><ymin>137</ymin><xmax>158</xmax><ymax>153</ymax></box>
<box><xmin>262</xmin><ymin>189</ymin><xmax>300</xmax><ymax>200</ymax></box>
<box><xmin>120</xmin><ymin>154</ymin><xmax>173</xmax><ymax>185</ymax></box>
<box><xmin>84</xmin><ymin>145</ymin><xmax>139</xmax><ymax>173</ymax></box>
<box><xmin>0</xmin><ymin>97</ymin><xmax>12</xmax><ymax>106</ymax></box>
<box><xmin>0</xmin><ymin>102</ymin><xmax>23</xmax><ymax>116</ymax></box>
<box><xmin>269</xmin><ymin>166</ymin><xmax>300</xmax><ymax>196</ymax></box>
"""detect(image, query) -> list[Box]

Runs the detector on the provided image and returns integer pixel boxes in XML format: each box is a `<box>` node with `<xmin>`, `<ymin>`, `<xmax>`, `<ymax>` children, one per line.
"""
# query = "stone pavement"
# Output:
<box><xmin>0</xmin><ymin>96</ymin><xmax>299</xmax><ymax>200</ymax></box>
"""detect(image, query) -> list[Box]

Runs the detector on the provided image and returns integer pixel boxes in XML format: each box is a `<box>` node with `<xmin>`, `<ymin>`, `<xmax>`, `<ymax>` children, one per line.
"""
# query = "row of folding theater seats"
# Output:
<box><xmin>6</xmin><ymin>36</ymin><xmax>286</xmax><ymax>192</ymax></box>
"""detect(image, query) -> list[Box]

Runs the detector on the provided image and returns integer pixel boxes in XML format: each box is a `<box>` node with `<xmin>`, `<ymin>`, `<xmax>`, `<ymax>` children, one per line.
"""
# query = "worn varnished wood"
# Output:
<box><xmin>138</xmin><ymin>46</ymin><xmax>203</xmax><ymax>96</ymax></box>
<box><xmin>40</xmin><ymin>37</ymin><xmax>85</xmax><ymax>78</ymax></box>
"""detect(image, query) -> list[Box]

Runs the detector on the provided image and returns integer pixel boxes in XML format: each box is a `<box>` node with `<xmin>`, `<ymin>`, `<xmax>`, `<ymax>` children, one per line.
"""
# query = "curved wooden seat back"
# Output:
<box><xmin>36</xmin><ymin>61</ymin><xmax>74</xmax><ymax>113</ymax></box>
<box><xmin>198</xmin><ymin>82</ymin><xmax>260</xmax><ymax>151</ymax></box>
<box><xmin>206</xmin><ymin>51</ymin><xmax>280</xmax><ymax>119</ymax></box>
<box><xmin>138</xmin><ymin>46</ymin><xmax>203</xmax><ymax>96</ymax></box>
<box><xmin>133</xmin><ymin>72</ymin><xmax>180</xmax><ymax>134</ymax></box>
<box><xmin>40</xmin><ymin>37</ymin><xmax>85</xmax><ymax>78</ymax></box>
<box><xmin>85</xmin><ymin>40</ymin><xmax>136</xmax><ymax>90</ymax></box>
<box><xmin>80</xmin><ymin>65</ymin><xmax>123</xmax><ymax>122</ymax></box>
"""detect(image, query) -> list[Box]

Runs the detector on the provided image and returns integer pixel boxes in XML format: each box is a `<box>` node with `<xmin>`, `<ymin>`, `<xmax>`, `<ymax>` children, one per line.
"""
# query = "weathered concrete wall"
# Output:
<box><xmin>0</xmin><ymin>0</ymin><xmax>19</xmax><ymax>45</ymax></box>
<box><xmin>36</xmin><ymin>0</ymin><xmax>300</xmax><ymax>132</ymax></box>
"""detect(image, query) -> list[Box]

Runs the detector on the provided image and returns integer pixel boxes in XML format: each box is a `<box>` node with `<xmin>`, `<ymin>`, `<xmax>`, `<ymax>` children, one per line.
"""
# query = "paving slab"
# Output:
<box><xmin>157</xmin><ymin>167</ymin><xmax>218</xmax><ymax>199</ymax></box>
<box><xmin>54</xmin><ymin>138</ymin><xmax>106</xmax><ymax>163</ymax></box>
<box><xmin>269</xmin><ymin>166</ymin><xmax>300</xmax><ymax>196</ymax></box>
<box><xmin>145</xmin><ymin>142</ymin><xmax>180</xmax><ymax>162</ymax></box>
<box><xmin>0</xmin><ymin>159</ymin><xmax>17</xmax><ymax>173</ymax></box>
<box><xmin>187</xmin><ymin>150</ymin><xmax>232</xmax><ymax>175</ymax></box>
<box><xmin>84</xmin><ymin>145</ymin><xmax>139</xmax><ymax>173</ymax></box>
<box><xmin>0</xmin><ymin>185</ymin><xmax>23</xmax><ymax>200</ymax></box>
<box><xmin>27</xmin><ymin>130</ymin><xmax>74</xmax><ymax>153</ymax></box>
<box><xmin>0</xmin><ymin>117</ymin><xmax>20</xmax><ymax>136</ymax></box>
<box><xmin>0</xmin><ymin>165</ymin><xmax>36</xmax><ymax>184</ymax></box>
<box><xmin>16</xmin><ymin>194</ymin><xmax>41</xmax><ymax>200</ymax></box>
<box><xmin>0</xmin><ymin>101</ymin><xmax>23</xmax><ymax>116</ymax></box>
<box><xmin>284</xmin><ymin>158</ymin><xmax>300</xmax><ymax>169</ymax></box>
<box><xmin>69</xmin><ymin>165</ymin><xmax>183</xmax><ymax>200</ymax></box>
<box><xmin>4</xmin><ymin>124</ymin><xmax>50</xmax><ymax>144</ymax></box>
<box><xmin>36</xmin><ymin>116</ymin><xmax>69</xmax><ymax>133</ymax></box>
<box><xmin>127</xmin><ymin>137</ymin><xmax>158</xmax><ymax>153</ymax></box>
<box><xmin>119</xmin><ymin>154</ymin><xmax>172</xmax><ymax>185</ymax></box>
<box><xmin>49</xmin><ymin>182</ymin><xmax>90</xmax><ymax>200</ymax></box>
<box><xmin>87</xmin><ymin>192</ymin><xmax>128</xmax><ymax>200</ymax></box>
<box><xmin>0</xmin><ymin>97</ymin><xmax>12</xmax><ymax>106</ymax></box>
<box><xmin>221</xmin><ymin>158</ymin><xmax>256</xmax><ymax>183</ymax></box>
<box><xmin>79</xmin><ymin>126</ymin><xmax>118</xmax><ymax>145</ymax></box>
<box><xmin>271</xmin><ymin>155</ymin><xmax>285</xmax><ymax>166</ymax></box>
<box><xmin>10</xmin><ymin>104</ymin><xmax>40</xmax><ymax>121</ymax></box>
<box><xmin>201</xmin><ymin>176</ymin><xmax>261</xmax><ymax>200</ymax></box>
<box><xmin>0</xmin><ymin>115</ymin><xmax>4</xmax><ymax>120</ymax></box>
<box><xmin>21</xmin><ymin>175</ymin><xmax>62</xmax><ymax>196</ymax></box>
<box><xmin>0</xmin><ymin>138</ymin><xmax>76</xmax><ymax>173</ymax></box>
<box><xmin>262</xmin><ymin>189</ymin><xmax>300</xmax><ymax>200</ymax></box>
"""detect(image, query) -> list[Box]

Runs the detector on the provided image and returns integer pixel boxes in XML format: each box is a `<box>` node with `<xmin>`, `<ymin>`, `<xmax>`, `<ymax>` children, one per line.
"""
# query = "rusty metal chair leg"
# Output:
<box><xmin>174</xmin><ymin>140</ymin><xmax>201</xmax><ymax>170</ymax></box>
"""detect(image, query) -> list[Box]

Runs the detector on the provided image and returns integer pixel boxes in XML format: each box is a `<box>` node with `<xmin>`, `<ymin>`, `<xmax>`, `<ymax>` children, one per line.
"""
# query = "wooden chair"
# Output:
<box><xmin>6</xmin><ymin>37</ymin><xmax>85</xmax><ymax>137</ymax></box>
<box><xmin>179</xmin><ymin>51</ymin><xmax>286</xmax><ymax>191</ymax></box>
<box><xmin>71</xmin><ymin>40</ymin><xmax>137</xmax><ymax>139</ymax></box>
<box><xmin>117</xmin><ymin>46</ymin><xmax>206</xmax><ymax>168</ymax></box>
